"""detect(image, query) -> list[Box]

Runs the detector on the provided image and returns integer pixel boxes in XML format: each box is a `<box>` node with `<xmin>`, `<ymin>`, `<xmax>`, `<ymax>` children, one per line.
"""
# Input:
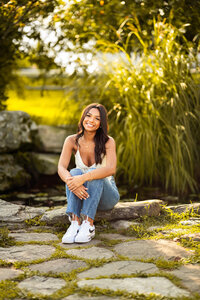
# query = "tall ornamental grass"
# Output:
<box><xmin>67</xmin><ymin>20</ymin><xmax>200</xmax><ymax>195</ymax></box>
<box><xmin>102</xmin><ymin>21</ymin><xmax>200</xmax><ymax>195</ymax></box>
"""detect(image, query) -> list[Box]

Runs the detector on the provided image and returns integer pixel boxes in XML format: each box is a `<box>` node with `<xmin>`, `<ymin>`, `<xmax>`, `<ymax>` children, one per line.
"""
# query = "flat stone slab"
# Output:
<box><xmin>65</xmin><ymin>246</ymin><xmax>115</xmax><ymax>260</ymax></box>
<box><xmin>9</xmin><ymin>232</ymin><xmax>59</xmax><ymax>242</ymax></box>
<box><xmin>110</xmin><ymin>220</ymin><xmax>137</xmax><ymax>230</ymax></box>
<box><xmin>29</xmin><ymin>258</ymin><xmax>87</xmax><ymax>274</ymax></box>
<box><xmin>77</xmin><ymin>277</ymin><xmax>190</xmax><ymax>297</ymax></box>
<box><xmin>114</xmin><ymin>239</ymin><xmax>192</xmax><ymax>260</ymax></box>
<box><xmin>170</xmin><ymin>264</ymin><xmax>200</xmax><ymax>294</ymax></box>
<box><xmin>0</xmin><ymin>199</ymin><xmax>46</xmax><ymax>227</ymax></box>
<box><xmin>78</xmin><ymin>261</ymin><xmax>159</xmax><ymax>279</ymax></box>
<box><xmin>41</xmin><ymin>200</ymin><xmax>164</xmax><ymax>224</ymax></box>
<box><xmin>0</xmin><ymin>268</ymin><xmax>23</xmax><ymax>281</ymax></box>
<box><xmin>18</xmin><ymin>275</ymin><xmax>66</xmax><ymax>296</ymax></box>
<box><xmin>0</xmin><ymin>245</ymin><xmax>55</xmax><ymax>262</ymax></box>
<box><xmin>98</xmin><ymin>233</ymin><xmax>133</xmax><ymax>241</ymax></box>
<box><xmin>168</xmin><ymin>203</ymin><xmax>200</xmax><ymax>215</ymax></box>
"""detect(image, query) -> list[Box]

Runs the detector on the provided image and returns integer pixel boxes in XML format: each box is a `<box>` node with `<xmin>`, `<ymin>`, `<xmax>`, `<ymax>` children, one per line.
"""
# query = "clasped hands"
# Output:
<box><xmin>66</xmin><ymin>175</ymin><xmax>89</xmax><ymax>200</ymax></box>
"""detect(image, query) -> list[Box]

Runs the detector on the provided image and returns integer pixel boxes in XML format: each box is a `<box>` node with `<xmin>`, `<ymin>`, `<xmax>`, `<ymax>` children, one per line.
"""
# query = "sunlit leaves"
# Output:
<box><xmin>0</xmin><ymin>0</ymin><xmax>59</xmax><ymax>108</ymax></box>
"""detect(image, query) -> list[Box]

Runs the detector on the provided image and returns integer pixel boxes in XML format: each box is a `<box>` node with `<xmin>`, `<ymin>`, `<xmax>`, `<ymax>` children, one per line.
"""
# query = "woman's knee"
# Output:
<box><xmin>87</xmin><ymin>178</ymin><xmax>104</xmax><ymax>189</ymax></box>
<box><xmin>70</xmin><ymin>168</ymin><xmax>83</xmax><ymax>176</ymax></box>
<box><xmin>97</xmin><ymin>197</ymin><xmax>119</xmax><ymax>211</ymax></box>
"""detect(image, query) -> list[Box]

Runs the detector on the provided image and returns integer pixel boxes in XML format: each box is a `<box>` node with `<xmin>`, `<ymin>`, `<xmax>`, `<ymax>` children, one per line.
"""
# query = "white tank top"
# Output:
<box><xmin>75</xmin><ymin>148</ymin><xmax>106</xmax><ymax>173</ymax></box>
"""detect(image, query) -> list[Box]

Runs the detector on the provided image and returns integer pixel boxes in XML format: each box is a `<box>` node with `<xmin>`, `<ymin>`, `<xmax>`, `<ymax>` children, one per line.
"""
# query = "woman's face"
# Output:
<box><xmin>83</xmin><ymin>108</ymin><xmax>101</xmax><ymax>132</ymax></box>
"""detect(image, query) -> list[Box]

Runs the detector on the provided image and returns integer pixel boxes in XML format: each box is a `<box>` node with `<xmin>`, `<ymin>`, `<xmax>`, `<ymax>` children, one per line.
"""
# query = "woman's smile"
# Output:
<box><xmin>83</xmin><ymin>108</ymin><xmax>101</xmax><ymax>131</ymax></box>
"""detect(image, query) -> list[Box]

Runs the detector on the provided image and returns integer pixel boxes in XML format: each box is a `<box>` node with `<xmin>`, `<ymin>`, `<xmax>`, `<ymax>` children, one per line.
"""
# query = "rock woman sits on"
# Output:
<box><xmin>58</xmin><ymin>103</ymin><xmax>120</xmax><ymax>243</ymax></box>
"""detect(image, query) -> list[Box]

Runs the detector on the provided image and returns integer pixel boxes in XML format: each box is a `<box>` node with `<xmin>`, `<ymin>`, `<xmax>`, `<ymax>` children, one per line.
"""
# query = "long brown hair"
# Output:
<box><xmin>75</xmin><ymin>103</ymin><xmax>109</xmax><ymax>164</ymax></box>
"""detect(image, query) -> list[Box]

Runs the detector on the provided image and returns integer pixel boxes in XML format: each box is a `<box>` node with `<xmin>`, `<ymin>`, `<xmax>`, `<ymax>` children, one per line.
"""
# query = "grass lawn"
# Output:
<box><xmin>7</xmin><ymin>89</ymin><xmax>79</xmax><ymax>125</ymax></box>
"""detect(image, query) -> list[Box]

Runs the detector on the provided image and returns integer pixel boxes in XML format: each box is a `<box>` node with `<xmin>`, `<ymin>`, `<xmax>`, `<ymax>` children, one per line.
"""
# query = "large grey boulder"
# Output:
<box><xmin>41</xmin><ymin>200</ymin><xmax>164</xmax><ymax>224</ymax></box>
<box><xmin>0</xmin><ymin>111</ymin><xmax>37</xmax><ymax>153</ymax></box>
<box><xmin>0</xmin><ymin>154</ymin><xmax>31</xmax><ymax>191</ymax></box>
<box><xmin>30</xmin><ymin>152</ymin><xmax>60</xmax><ymax>175</ymax></box>
<box><xmin>95</xmin><ymin>199</ymin><xmax>164</xmax><ymax>221</ymax></box>
<box><xmin>34</xmin><ymin>125</ymin><xmax>75</xmax><ymax>153</ymax></box>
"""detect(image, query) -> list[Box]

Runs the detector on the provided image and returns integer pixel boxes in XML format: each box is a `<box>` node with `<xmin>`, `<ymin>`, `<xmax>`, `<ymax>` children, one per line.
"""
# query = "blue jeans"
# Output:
<box><xmin>66</xmin><ymin>168</ymin><xmax>120</xmax><ymax>220</ymax></box>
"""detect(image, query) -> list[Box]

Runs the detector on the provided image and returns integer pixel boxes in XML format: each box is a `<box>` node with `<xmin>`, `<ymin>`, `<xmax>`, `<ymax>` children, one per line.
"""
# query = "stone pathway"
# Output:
<box><xmin>0</xmin><ymin>200</ymin><xmax>200</xmax><ymax>299</ymax></box>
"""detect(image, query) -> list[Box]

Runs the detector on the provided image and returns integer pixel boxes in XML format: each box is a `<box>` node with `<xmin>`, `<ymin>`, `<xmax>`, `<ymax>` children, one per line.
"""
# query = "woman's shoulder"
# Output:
<box><xmin>106</xmin><ymin>136</ymin><xmax>116</xmax><ymax>146</ymax></box>
<box><xmin>64</xmin><ymin>134</ymin><xmax>77</xmax><ymax>149</ymax></box>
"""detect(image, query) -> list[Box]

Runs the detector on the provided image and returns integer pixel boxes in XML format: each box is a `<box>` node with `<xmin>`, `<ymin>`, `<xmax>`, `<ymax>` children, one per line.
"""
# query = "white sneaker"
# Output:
<box><xmin>62</xmin><ymin>221</ymin><xmax>80</xmax><ymax>244</ymax></box>
<box><xmin>75</xmin><ymin>220</ymin><xmax>95</xmax><ymax>243</ymax></box>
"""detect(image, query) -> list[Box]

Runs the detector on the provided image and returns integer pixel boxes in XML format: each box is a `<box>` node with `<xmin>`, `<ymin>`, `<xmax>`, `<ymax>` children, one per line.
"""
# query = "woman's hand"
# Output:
<box><xmin>66</xmin><ymin>175</ymin><xmax>85</xmax><ymax>192</ymax></box>
<box><xmin>73</xmin><ymin>186</ymin><xmax>89</xmax><ymax>200</ymax></box>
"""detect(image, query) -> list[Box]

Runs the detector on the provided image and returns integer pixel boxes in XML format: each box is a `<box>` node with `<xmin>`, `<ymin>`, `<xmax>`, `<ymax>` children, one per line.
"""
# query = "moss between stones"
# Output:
<box><xmin>24</xmin><ymin>216</ymin><xmax>46</xmax><ymax>227</ymax></box>
<box><xmin>0</xmin><ymin>280</ymin><xmax>21</xmax><ymax>300</ymax></box>
<box><xmin>0</xmin><ymin>227</ymin><xmax>16</xmax><ymax>247</ymax></box>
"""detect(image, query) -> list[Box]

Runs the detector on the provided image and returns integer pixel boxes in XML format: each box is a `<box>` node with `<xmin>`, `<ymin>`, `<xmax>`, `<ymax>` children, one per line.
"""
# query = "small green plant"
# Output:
<box><xmin>0</xmin><ymin>227</ymin><xmax>15</xmax><ymax>247</ymax></box>
<box><xmin>126</xmin><ymin>224</ymin><xmax>153</xmax><ymax>238</ymax></box>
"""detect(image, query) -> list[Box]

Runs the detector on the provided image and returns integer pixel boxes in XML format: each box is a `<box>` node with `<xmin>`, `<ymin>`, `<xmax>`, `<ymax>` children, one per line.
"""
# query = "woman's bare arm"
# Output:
<box><xmin>57</xmin><ymin>135</ymin><xmax>75</xmax><ymax>183</ymax></box>
<box><xmin>58</xmin><ymin>135</ymin><xmax>89</xmax><ymax>200</ymax></box>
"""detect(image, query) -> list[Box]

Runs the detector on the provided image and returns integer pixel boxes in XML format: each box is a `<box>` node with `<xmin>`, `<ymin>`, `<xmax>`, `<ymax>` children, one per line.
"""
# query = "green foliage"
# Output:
<box><xmin>61</xmin><ymin>0</ymin><xmax>200</xmax><ymax>52</ymax></box>
<box><xmin>109</xmin><ymin>23</ymin><xmax>199</xmax><ymax>195</ymax></box>
<box><xmin>0</xmin><ymin>0</ymin><xmax>59</xmax><ymax>110</ymax></box>
<box><xmin>69</xmin><ymin>20</ymin><xmax>200</xmax><ymax>195</ymax></box>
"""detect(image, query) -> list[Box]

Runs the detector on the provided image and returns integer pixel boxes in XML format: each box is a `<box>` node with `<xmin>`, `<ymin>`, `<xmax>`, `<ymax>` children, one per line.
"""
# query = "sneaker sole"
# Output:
<box><xmin>62</xmin><ymin>237</ymin><xmax>75</xmax><ymax>244</ymax></box>
<box><xmin>75</xmin><ymin>232</ymin><xmax>95</xmax><ymax>243</ymax></box>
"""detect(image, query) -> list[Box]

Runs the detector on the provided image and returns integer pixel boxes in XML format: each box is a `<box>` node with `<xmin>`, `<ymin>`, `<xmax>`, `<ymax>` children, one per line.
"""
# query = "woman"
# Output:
<box><xmin>58</xmin><ymin>103</ymin><xmax>120</xmax><ymax>243</ymax></box>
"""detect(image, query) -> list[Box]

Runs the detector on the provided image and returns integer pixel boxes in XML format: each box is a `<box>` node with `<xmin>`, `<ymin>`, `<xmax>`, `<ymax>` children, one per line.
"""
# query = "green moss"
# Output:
<box><xmin>99</xmin><ymin>238</ymin><xmax>122</xmax><ymax>247</ymax></box>
<box><xmin>24</xmin><ymin>216</ymin><xmax>46</xmax><ymax>227</ymax></box>
<box><xmin>0</xmin><ymin>259</ymin><xmax>13</xmax><ymax>267</ymax></box>
<box><xmin>14</xmin><ymin>256</ymin><xmax>53</xmax><ymax>269</ymax></box>
<box><xmin>48</xmin><ymin>282</ymin><xmax>77</xmax><ymax>300</ymax></box>
<box><xmin>0</xmin><ymin>280</ymin><xmax>21</xmax><ymax>300</ymax></box>
<box><xmin>155</xmin><ymin>259</ymin><xmax>183</xmax><ymax>270</ymax></box>
<box><xmin>0</xmin><ymin>227</ymin><xmax>16</xmax><ymax>247</ymax></box>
